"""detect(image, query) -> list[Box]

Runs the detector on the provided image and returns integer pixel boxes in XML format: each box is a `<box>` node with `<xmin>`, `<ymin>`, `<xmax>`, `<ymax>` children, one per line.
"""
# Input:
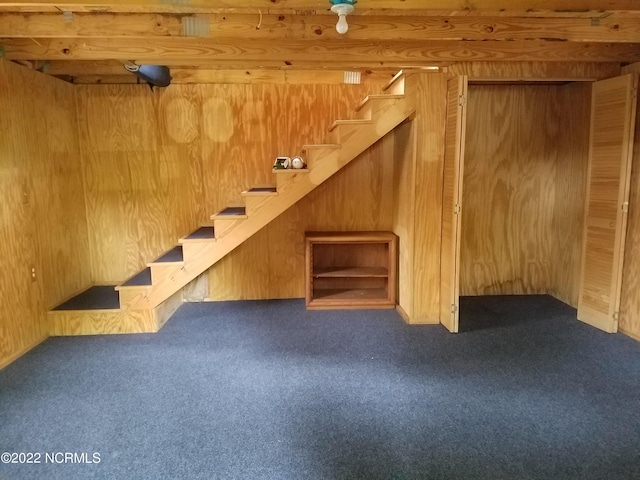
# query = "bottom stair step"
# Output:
<box><xmin>49</xmin><ymin>288</ymin><xmax>184</xmax><ymax>336</ymax></box>
<box><xmin>52</xmin><ymin>286</ymin><xmax>120</xmax><ymax>311</ymax></box>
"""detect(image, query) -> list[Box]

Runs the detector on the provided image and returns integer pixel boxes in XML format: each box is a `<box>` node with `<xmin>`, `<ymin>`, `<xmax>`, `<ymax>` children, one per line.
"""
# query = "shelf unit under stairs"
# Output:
<box><xmin>49</xmin><ymin>70</ymin><xmax>417</xmax><ymax>336</ymax></box>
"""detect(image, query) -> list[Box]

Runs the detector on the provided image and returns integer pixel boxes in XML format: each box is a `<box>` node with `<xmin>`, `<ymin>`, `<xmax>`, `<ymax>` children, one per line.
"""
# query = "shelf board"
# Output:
<box><xmin>313</xmin><ymin>267</ymin><xmax>388</xmax><ymax>278</ymax></box>
<box><xmin>312</xmin><ymin>288</ymin><xmax>389</xmax><ymax>301</ymax></box>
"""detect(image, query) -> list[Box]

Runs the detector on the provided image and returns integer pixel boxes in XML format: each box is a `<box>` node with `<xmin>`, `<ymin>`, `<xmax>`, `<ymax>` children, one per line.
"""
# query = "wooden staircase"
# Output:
<box><xmin>49</xmin><ymin>71</ymin><xmax>417</xmax><ymax>335</ymax></box>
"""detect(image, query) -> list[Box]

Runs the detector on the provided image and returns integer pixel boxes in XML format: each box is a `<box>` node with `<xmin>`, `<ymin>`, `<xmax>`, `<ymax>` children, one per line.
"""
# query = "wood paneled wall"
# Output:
<box><xmin>76</xmin><ymin>81</ymin><xmax>393</xmax><ymax>297</ymax></box>
<box><xmin>392</xmin><ymin>74</ymin><xmax>449</xmax><ymax>324</ymax></box>
<box><xmin>550</xmin><ymin>83</ymin><xmax>591</xmax><ymax>306</ymax></box>
<box><xmin>0</xmin><ymin>59</ymin><xmax>90</xmax><ymax>369</ymax></box>
<box><xmin>460</xmin><ymin>84</ymin><xmax>589</xmax><ymax>305</ymax></box>
<box><xmin>76</xmin><ymin>85</ymin><xmax>206</xmax><ymax>283</ymax></box>
<box><xmin>393</xmin><ymin>120</ymin><xmax>416</xmax><ymax>320</ymax></box>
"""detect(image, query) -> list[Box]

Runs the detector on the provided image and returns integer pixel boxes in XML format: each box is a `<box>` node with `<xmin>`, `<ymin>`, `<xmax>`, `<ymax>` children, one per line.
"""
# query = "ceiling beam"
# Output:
<box><xmin>40</xmin><ymin>60</ymin><xmax>621</xmax><ymax>82</ymax></box>
<box><xmin>41</xmin><ymin>58</ymin><xmax>447</xmax><ymax>71</ymax></box>
<box><xmin>1</xmin><ymin>0</ymin><xmax>639</xmax><ymax>15</ymax></box>
<box><xmin>41</xmin><ymin>59</ymin><xmax>432</xmax><ymax>75</ymax></box>
<box><xmin>2</xmin><ymin>13</ymin><xmax>640</xmax><ymax>43</ymax></box>
<box><xmin>60</xmin><ymin>68</ymin><xmax>395</xmax><ymax>84</ymax></box>
<box><xmin>3</xmin><ymin>37</ymin><xmax>640</xmax><ymax>63</ymax></box>
<box><xmin>448</xmin><ymin>61</ymin><xmax>621</xmax><ymax>80</ymax></box>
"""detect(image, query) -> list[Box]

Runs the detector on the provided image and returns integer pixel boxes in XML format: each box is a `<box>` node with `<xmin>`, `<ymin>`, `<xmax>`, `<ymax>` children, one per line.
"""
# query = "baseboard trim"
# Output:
<box><xmin>0</xmin><ymin>335</ymin><xmax>48</xmax><ymax>371</ymax></box>
<box><xmin>395</xmin><ymin>304</ymin><xmax>411</xmax><ymax>324</ymax></box>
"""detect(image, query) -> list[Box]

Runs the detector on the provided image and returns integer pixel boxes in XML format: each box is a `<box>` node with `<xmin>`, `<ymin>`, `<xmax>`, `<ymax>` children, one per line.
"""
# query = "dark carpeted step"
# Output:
<box><xmin>152</xmin><ymin>246</ymin><xmax>183</xmax><ymax>263</ymax></box>
<box><xmin>53</xmin><ymin>286</ymin><xmax>120</xmax><ymax>310</ymax></box>
<box><xmin>245</xmin><ymin>187</ymin><xmax>277</xmax><ymax>194</ymax></box>
<box><xmin>216</xmin><ymin>206</ymin><xmax>246</xmax><ymax>217</ymax></box>
<box><xmin>184</xmin><ymin>226</ymin><xmax>215</xmax><ymax>240</ymax></box>
<box><xmin>121</xmin><ymin>267</ymin><xmax>152</xmax><ymax>287</ymax></box>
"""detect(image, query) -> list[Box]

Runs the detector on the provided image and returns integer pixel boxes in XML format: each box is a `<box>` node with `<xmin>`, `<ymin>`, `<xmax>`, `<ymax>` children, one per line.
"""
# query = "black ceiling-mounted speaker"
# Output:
<box><xmin>124</xmin><ymin>64</ymin><xmax>171</xmax><ymax>88</ymax></box>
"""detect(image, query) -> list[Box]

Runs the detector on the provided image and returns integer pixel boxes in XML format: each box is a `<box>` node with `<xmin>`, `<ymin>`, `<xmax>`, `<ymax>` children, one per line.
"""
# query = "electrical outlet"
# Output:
<box><xmin>30</xmin><ymin>266</ymin><xmax>36</xmax><ymax>282</ymax></box>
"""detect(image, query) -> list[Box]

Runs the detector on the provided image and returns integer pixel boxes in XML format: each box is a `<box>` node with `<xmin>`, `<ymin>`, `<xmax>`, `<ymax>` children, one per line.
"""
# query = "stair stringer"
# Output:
<box><xmin>121</xmin><ymin>80</ymin><xmax>418</xmax><ymax>311</ymax></box>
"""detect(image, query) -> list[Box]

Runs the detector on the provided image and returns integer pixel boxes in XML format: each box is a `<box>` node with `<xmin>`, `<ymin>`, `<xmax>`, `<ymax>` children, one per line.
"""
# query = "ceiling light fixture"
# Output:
<box><xmin>330</xmin><ymin>0</ymin><xmax>356</xmax><ymax>35</ymax></box>
<box><xmin>124</xmin><ymin>63</ymin><xmax>172</xmax><ymax>88</ymax></box>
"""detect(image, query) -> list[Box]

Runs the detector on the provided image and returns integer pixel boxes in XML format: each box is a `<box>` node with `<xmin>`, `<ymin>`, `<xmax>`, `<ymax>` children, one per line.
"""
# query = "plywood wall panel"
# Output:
<box><xmin>550</xmin><ymin>83</ymin><xmax>591</xmax><ymax>307</ymax></box>
<box><xmin>448</xmin><ymin>62</ymin><xmax>620</xmax><ymax>81</ymax></box>
<box><xmin>207</xmin><ymin>228</ymin><xmax>273</xmax><ymax>300</ymax></box>
<box><xmin>390</xmin><ymin>73</ymin><xmax>448</xmax><ymax>324</ymax></box>
<box><xmin>392</xmin><ymin>120</ymin><xmax>416</xmax><ymax>320</ymax></box>
<box><xmin>461</xmin><ymin>83</ymin><xmax>589</xmax><ymax>302</ymax></box>
<box><xmin>77</xmin><ymin>85</ymin><xmax>207</xmax><ymax>283</ymax></box>
<box><xmin>414</xmin><ymin>75</ymin><xmax>448</xmax><ymax>324</ymax></box>
<box><xmin>461</xmin><ymin>85</ymin><xmax>560</xmax><ymax>296</ymax></box>
<box><xmin>1</xmin><ymin>59</ymin><xmax>90</xmax><ymax>368</ymax></box>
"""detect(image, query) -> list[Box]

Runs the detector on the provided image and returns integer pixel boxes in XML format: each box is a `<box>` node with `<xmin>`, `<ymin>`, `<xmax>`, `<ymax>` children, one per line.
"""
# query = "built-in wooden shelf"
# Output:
<box><xmin>305</xmin><ymin>231</ymin><xmax>397</xmax><ymax>310</ymax></box>
<box><xmin>313</xmin><ymin>267</ymin><xmax>389</xmax><ymax>278</ymax></box>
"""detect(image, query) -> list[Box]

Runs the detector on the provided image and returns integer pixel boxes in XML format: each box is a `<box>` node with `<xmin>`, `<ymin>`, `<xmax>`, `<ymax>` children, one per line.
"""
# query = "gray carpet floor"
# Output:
<box><xmin>1</xmin><ymin>295</ymin><xmax>639</xmax><ymax>480</ymax></box>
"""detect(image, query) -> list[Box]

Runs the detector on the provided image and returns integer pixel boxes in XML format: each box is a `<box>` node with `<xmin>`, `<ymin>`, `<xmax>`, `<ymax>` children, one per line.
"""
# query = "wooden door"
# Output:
<box><xmin>440</xmin><ymin>76</ymin><xmax>468</xmax><ymax>333</ymax></box>
<box><xmin>578</xmin><ymin>74</ymin><xmax>638</xmax><ymax>333</ymax></box>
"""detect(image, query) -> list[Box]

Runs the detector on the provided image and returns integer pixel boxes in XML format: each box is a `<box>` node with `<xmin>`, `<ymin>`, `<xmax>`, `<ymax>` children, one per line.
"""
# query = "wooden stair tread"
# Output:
<box><xmin>302</xmin><ymin>144</ymin><xmax>340</xmax><ymax>150</ymax></box>
<box><xmin>119</xmin><ymin>267</ymin><xmax>152</xmax><ymax>288</ymax></box>
<box><xmin>150</xmin><ymin>245</ymin><xmax>183</xmax><ymax>264</ymax></box>
<box><xmin>355</xmin><ymin>94</ymin><xmax>405</xmax><ymax>112</ymax></box>
<box><xmin>272</xmin><ymin>168</ymin><xmax>309</xmax><ymax>174</ymax></box>
<box><xmin>52</xmin><ymin>286</ymin><xmax>120</xmax><ymax>311</ymax></box>
<box><xmin>213</xmin><ymin>206</ymin><xmax>247</xmax><ymax>218</ymax></box>
<box><xmin>242</xmin><ymin>186</ymin><xmax>277</xmax><ymax>196</ymax></box>
<box><xmin>180</xmin><ymin>226</ymin><xmax>215</xmax><ymax>242</ymax></box>
<box><xmin>328</xmin><ymin>119</ymin><xmax>372</xmax><ymax>132</ymax></box>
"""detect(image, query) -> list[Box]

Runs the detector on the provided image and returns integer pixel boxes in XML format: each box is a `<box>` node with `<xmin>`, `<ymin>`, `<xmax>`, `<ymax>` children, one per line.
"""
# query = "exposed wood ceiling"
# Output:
<box><xmin>1</xmin><ymin>0</ymin><xmax>640</xmax><ymax>83</ymax></box>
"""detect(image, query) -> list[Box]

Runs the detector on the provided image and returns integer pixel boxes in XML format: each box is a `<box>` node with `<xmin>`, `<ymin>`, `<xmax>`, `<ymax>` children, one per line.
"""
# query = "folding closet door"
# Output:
<box><xmin>578</xmin><ymin>74</ymin><xmax>638</xmax><ymax>333</ymax></box>
<box><xmin>440</xmin><ymin>76</ymin><xmax>468</xmax><ymax>333</ymax></box>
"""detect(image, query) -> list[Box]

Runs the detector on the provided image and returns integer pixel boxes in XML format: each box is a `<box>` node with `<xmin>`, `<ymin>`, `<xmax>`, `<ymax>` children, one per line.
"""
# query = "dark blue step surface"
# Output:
<box><xmin>53</xmin><ymin>286</ymin><xmax>120</xmax><ymax>310</ymax></box>
<box><xmin>184</xmin><ymin>226</ymin><xmax>215</xmax><ymax>240</ymax></box>
<box><xmin>121</xmin><ymin>267</ymin><xmax>152</xmax><ymax>287</ymax></box>
<box><xmin>153</xmin><ymin>246</ymin><xmax>183</xmax><ymax>263</ymax></box>
<box><xmin>217</xmin><ymin>206</ymin><xmax>246</xmax><ymax>216</ymax></box>
<box><xmin>247</xmin><ymin>187</ymin><xmax>277</xmax><ymax>193</ymax></box>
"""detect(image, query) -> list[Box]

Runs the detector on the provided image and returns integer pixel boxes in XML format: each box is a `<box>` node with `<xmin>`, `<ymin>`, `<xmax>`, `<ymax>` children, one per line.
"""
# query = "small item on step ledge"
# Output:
<box><xmin>291</xmin><ymin>156</ymin><xmax>306</xmax><ymax>169</ymax></box>
<box><xmin>273</xmin><ymin>156</ymin><xmax>291</xmax><ymax>169</ymax></box>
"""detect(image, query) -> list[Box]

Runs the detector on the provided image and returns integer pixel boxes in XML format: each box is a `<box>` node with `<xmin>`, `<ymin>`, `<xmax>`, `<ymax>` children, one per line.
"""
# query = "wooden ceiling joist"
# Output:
<box><xmin>1</xmin><ymin>1</ymin><xmax>639</xmax><ymax>83</ymax></box>
<box><xmin>1</xmin><ymin>13</ymin><xmax>640</xmax><ymax>43</ymax></box>
<box><xmin>1</xmin><ymin>0</ymin><xmax>640</xmax><ymax>15</ymax></box>
<box><xmin>3</xmin><ymin>37</ymin><xmax>640</xmax><ymax>64</ymax></box>
<box><xmin>61</xmin><ymin>68</ymin><xmax>396</xmax><ymax>84</ymax></box>
<box><xmin>43</xmin><ymin>62</ymin><xmax>621</xmax><ymax>84</ymax></box>
<box><xmin>40</xmin><ymin>59</ymin><xmax>436</xmax><ymax>75</ymax></box>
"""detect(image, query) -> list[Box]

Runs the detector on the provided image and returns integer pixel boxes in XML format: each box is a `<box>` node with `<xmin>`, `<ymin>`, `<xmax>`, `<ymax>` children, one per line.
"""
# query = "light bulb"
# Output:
<box><xmin>336</xmin><ymin>13</ymin><xmax>349</xmax><ymax>34</ymax></box>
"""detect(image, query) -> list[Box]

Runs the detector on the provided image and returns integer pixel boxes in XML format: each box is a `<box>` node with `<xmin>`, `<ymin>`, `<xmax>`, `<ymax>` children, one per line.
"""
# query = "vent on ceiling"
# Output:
<box><xmin>182</xmin><ymin>16</ymin><xmax>211</xmax><ymax>37</ymax></box>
